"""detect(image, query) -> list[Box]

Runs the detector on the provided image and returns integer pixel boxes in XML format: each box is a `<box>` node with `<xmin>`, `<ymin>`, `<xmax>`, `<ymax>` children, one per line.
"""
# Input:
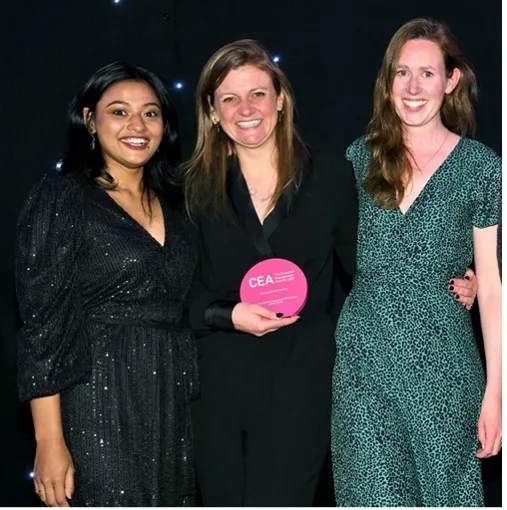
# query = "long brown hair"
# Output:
<box><xmin>183</xmin><ymin>39</ymin><xmax>307</xmax><ymax>215</ymax></box>
<box><xmin>364</xmin><ymin>18</ymin><xmax>478</xmax><ymax>209</ymax></box>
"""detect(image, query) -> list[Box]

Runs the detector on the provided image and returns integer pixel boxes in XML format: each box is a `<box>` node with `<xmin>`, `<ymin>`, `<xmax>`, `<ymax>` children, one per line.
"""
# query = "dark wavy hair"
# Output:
<box><xmin>60</xmin><ymin>61</ymin><xmax>183</xmax><ymax>208</ymax></box>
<box><xmin>364</xmin><ymin>18</ymin><xmax>477</xmax><ymax>209</ymax></box>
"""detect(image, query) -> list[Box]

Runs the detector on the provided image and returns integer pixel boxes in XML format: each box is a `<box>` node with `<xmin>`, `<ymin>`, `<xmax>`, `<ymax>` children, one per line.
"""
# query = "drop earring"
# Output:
<box><xmin>90</xmin><ymin>132</ymin><xmax>96</xmax><ymax>151</ymax></box>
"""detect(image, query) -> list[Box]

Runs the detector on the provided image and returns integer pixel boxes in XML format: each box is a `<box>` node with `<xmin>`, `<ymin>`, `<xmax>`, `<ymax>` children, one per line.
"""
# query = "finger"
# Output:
<box><xmin>278</xmin><ymin>315</ymin><xmax>300</xmax><ymax>324</ymax></box>
<box><xmin>34</xmin><ymin>482</ymin><xmax>44</xmax><ymax>503</ymax></box>
<box><xmin>257</xmin><ymin>316</ymin><xmax>299</xmax><ymax>333</ymax></box>
<box><xmin>464</xmin><ymin>268</ymin><xmax>476</xmax><ymax>280</ymax></box>
<box><xmin>65</xmin><ymin>466</ymin><xmax>75</xmax><ymax>500</ymax></box>
<box><xmin>476</xmin><ymin>423</ymin><xmax>487</xmax><ymax>458</ymax></box>
<box><xmin>253</xmin><ymin>305</ymin><xmax>283</xmax><ymax>320</ymax></box>
<box><xmin>43</xmin><ymin>482</ymin><xmax>57</xmax><ymax>506</ymax></box>
<box><xmin>35</xmin><ymin>480</ymin><xmax>47</xmax><ymax>504</ymax></box>
<box><xmin>456</xmin><ymin>294</ymin><xmax>474</xmax><ymax>307</ymax></box>
<box><xmin>478</xmin><ymin>428</ymin><xmax>494</xmax><ymax>458</ymax></box>
<box><xmin>256</xmin><ymin>327</ymin><xmax>279</xmax><ymax>337</ymax></box>
<box><xmin>53</xmin><ymin>479</ymin><xmax>70</xmax><ymax>507</ymax></box>
<box><xmin>449</xmin><ymin>280</ymin><xmax>474</xmax><ymax>298</ymax></box>
<box><xmin>448</xmin><ymin>283</ymin><xmax>476</xmax><ymax>301</ymax></box>
<box><xmin>492</xmin><ymin>434</ymin><xmax>502</xmax><ymax>456</ymax></box>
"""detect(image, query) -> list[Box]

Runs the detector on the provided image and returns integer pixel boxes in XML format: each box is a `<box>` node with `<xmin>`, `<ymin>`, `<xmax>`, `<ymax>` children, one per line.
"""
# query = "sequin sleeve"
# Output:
<box><xmin>15</xmin><ymin>174</ymin><xmax>91</xmax><ymax>402</ymax></box>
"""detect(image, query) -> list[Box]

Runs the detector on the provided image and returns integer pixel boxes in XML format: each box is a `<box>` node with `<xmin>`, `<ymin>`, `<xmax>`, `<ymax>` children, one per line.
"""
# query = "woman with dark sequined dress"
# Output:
<box><xmin>15</xmin><ymin>62</ymin><xmax>197</xmax><ymax>507</ymax></box>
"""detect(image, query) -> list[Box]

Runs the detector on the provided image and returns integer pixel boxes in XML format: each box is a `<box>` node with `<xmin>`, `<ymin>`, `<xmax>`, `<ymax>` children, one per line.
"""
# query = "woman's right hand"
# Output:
<box><xmin>33</xmin><ymin>437</ymin><xmax>74</xmax><ymax>507</ymax></box>
<box><xmin>232</xmin><ymin>302</ymin><xmax>299</xmax><ymax>336</ymax></box>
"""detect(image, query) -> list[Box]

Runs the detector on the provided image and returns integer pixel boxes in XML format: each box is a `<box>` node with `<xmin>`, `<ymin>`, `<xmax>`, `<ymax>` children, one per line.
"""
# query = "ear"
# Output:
<box><xmin>82</xmin><ymin>107</ymin><xmax>95</xmax><ymax>133</ymax></box>
<box><xmin>209</xmin><ymin>109</ymin><xmax>219</xmax><ymax>124</ymax></box>
<box><xmin>276</xmin><ymin>91</ymin><xmax>285</xmax><ymax>112</ymax></box>
<box><xmin>445</xmin><ymin>68</ymin><xmax>461</xmax><ymax>94</ymax></box>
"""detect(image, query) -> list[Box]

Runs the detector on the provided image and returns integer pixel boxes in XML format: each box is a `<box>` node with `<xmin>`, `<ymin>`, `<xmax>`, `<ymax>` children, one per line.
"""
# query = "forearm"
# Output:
<box><xmin>30</xmin><ymin>394</ymin><xmax>64</xmax><ymax>443</ymax></box>
<box><xmin>477</xmin><ymin>291</ymin><xmax>502</xmax><ymax>395</ymax></box>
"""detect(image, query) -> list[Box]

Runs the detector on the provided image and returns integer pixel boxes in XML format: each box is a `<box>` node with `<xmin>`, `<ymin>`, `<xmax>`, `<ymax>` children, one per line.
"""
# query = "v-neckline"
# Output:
<box><xmin>98</xmin><ymin>186</ymin><xmax>166</xmax><ymax>248</ymax></box>
<box><xmin>398</xmin><ymin>137</ymin><xmax>463</xmax><ymax>217</ymax></box>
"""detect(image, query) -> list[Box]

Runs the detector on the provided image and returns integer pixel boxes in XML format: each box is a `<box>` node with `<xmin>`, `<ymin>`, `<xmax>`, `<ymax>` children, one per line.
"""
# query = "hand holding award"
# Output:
<box><xmin>239</xmin><ymin>258</ymin><xmax>308</xmax><ymax>317</ymax></box>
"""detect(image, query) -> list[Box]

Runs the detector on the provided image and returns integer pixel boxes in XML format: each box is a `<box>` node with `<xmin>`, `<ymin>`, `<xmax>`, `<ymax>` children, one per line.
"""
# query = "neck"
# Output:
<box><xmin>106</xmin><ymin>161</ymin><xmax>144</xmax><ymax>193</ymax></box>
<box><xmin>235</xmin><ymin>143</ymin><xmax>278</xmax><ymax>181</ymax></box>
<box><xmin>403</xmin><ymin>120</ymin><xmax>449</xmax><ymax>151</ymax></box>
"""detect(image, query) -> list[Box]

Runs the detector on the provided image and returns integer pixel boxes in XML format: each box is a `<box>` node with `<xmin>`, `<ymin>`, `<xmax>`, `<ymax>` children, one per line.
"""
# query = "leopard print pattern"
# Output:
<box><xmin>330</xmin><ymin>137</ymin><xmax>501</xmax><ymax>506</ymax></box>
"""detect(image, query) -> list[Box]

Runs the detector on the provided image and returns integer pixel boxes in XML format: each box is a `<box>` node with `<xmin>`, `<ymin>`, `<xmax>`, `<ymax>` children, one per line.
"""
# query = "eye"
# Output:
<box><xmin>423</xmin><ymin>70</ymin><xmax>434</xmax><ymax>78</ymax></box>
<box><xmin>144</xmin><ymin>110</ymin><xmax>160</xmax><ymax>118</ymax></box>
<box><xmin>252</xmin><ymin>91</ymin><xmax>266</xmax><ymax>98</ymax></box>
<box><xmin>396</xmin><ymin>69</ymin><xmax>408</xmax><ymax>77</ymax></box>
<box><xmin>111</xmin><ymin>109</ymin><xmax>127</xmax><ymax>116</ymax></box>
<box><xmin>221</xmin><ymin>96</ymin><xmax>236</xmax><ymax>104</ymax></box>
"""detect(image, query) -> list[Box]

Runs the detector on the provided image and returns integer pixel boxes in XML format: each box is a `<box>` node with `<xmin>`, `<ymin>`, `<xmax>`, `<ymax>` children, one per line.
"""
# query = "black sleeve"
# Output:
<box><xmin>15</xmin><ymin>176</ymin><xmax>91</xmax><ymax>402</ymax></box>
<box><xmin>204</xmin><ymin>300</ymin><xmax>235</xmax><ymax>330</ymax></box>
<box><xmin>314</xmin><ymin>152</ymin><xmax>358</xmax><ymax>320</ymax></box>
<box><xmin>185</xmin><ymin>215</ymin><xmax>237</xmax><ymax>337</ymax></box>
<box><xmin>332</xmin><ymin>156</ymin><xmax>358</xmax><ymax>281</ymax></box>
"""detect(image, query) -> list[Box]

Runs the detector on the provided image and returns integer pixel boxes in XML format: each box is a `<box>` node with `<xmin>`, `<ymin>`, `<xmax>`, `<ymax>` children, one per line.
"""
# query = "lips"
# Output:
<box><xmin>236</xmin><ymin>119</ymin><xmax>262</xmax><ymax>129</ymax></box>
<box><xmin>402</xmin><ymin>99</ymin><xmax>427</xmax><ymax>109</ymax></box>
<box><xmin>121</xmin><ymin>137</ymin><xmax>150</xmax><ymax>150</ymax></box>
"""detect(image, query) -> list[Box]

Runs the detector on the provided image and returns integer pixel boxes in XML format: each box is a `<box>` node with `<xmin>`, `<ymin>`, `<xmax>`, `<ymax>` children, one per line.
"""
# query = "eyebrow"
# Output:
<box><xmin>397</xmin><ymin>64</ymin><xmax>437</xmax><ymax>70</ymax></box>
<box><xmin>105</xmin><ymin>100</ymin><xmax>161</xmax><ymax>108</ymax></box>
<box><xmin>218</xmin><ymin>87</ymin><xmax>269</xmax><ymax>96</ymax></box>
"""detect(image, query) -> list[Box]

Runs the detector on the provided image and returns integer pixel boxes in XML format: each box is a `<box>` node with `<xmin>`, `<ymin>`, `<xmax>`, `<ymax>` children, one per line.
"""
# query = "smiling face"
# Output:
<box><xmin>391</xmin><ymin>39</ymin><xmax>460</xmax><ymax>130</ymax></box>
<box><xmin>211</xmin><ymin>65</ymin><xmax>284</xmax><ymax>152</ymax></box>
<box><xmin>84</xmin><ymin>80</ymin><xmax>163</xmax><ymax>173</ymax></box>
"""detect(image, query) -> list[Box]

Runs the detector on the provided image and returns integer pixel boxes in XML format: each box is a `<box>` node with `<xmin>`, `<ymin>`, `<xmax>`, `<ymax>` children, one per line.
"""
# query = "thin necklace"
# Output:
<box><xmin>248</xmin><ymin>187</ymin><xmax>274</xmax><ymax>202</ymax></box>
<box><xmin>247</xmin><ymin>172</ymin><xmax>276</xmax><ymax>202</ymax></box>
<box><xmin>414</xmin><ymin>130</ymin><xmax>449</xmax><ymax>171</ymax></box>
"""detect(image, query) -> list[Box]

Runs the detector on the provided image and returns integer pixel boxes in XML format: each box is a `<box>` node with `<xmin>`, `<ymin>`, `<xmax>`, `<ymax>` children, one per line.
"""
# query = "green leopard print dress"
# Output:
<box><xmin>331</xmin><ymin>137</ymin><xmax>501</xmax><ymax>507</ymax></box>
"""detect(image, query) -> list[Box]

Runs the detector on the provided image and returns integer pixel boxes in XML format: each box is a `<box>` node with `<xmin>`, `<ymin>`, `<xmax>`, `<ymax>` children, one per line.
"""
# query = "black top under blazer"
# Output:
<box><xmin>187</xmin><ymin>151</ymin><xmax>358</xmax><ymax>388</ymax></box>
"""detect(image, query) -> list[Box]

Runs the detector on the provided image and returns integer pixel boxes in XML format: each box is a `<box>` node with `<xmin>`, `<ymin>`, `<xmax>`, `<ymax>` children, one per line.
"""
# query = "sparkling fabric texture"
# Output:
<box><xmin>16</xmin><ymin>173</ymin><xmax>197</xmax><ymax>506</ymax></box>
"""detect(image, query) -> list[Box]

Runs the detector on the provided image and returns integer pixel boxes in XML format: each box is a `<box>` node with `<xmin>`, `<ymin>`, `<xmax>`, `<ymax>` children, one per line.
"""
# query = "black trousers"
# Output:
<box><xmin>192</xmin><ymin>328</ymin><xmax>334</xmax><ymax>506</ymax></box>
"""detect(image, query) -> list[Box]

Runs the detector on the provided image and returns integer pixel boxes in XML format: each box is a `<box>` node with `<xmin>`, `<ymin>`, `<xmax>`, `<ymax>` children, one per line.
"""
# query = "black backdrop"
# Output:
<box><xmin>1</xmin><ymin>0</ymin><xmax>501</xmax><ymax>506</ymax></box>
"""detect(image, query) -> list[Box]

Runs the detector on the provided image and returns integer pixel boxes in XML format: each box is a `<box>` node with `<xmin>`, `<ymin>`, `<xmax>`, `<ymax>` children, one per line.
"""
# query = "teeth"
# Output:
<box><xmin>123</xmin><ymin>138</ymin><xmax>148</xmax><ymax>145</ymax></box>
<box><xmin>237</xmin><ymin>120</ymin><xmax>261</xmax><ymax>128</ymax></box>
<box><xmin>403</xmin><ymin>100</ymin><xmax>426</xmax><ymax>108</ymax></box>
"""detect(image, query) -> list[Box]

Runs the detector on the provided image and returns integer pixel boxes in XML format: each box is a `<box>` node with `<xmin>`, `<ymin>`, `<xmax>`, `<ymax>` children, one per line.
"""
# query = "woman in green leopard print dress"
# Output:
<box><xmin>331</xmin><ymin>19</ymin><xmax>502</xmax><ymax>507</ymax></box>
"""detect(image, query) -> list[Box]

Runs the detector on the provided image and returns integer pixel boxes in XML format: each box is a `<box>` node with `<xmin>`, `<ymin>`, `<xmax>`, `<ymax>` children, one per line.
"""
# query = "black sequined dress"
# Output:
<box><xmin>16</xmin><ymin>173</ymin><xmax>197</xmax><ymax>506</ymax></box>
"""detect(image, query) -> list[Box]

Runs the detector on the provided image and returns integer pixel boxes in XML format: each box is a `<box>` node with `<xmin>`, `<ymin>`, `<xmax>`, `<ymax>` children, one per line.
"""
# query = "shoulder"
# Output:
<box><xmin>460</xmin><ymin>138</ymin><xmax>501</xmax><ymax>168</ymax></box>
<box><xmin>345</xmin><ymin>136</ymin><xmax>369</xmax><ymax>163</ymax></box>
<box><xmin>457</xmin><ymin>139</ymin><xmax>501</xmax><ymax>186</ymax></box>
<box><xmin>19</xmin><ymin>173</ymin><xmax>88</xmax><ymax>226</ymax></box>
<box><xmin>27</xmin><ymin>172</ymin><xmax>87</xmax><ymax>203</ymax></box>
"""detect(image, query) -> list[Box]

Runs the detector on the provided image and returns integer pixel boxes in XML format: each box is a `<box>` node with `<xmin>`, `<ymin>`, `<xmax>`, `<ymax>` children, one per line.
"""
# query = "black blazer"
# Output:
<box><xmin>187</xmin><ymin>151</ymin><xmax>357</xmax><ymax>372</ymax></box>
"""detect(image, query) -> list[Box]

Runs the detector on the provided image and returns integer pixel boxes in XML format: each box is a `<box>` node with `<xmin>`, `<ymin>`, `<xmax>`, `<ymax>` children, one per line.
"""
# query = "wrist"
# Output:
<box><xmin>35</xmin><ymin>433</ymin><xmax>65</xmax><ymax>444</ymax></box>
<box><xmin>484</xmin><ymin>384</ymin><xmax>502</xmax><ymax>399</ymax></box>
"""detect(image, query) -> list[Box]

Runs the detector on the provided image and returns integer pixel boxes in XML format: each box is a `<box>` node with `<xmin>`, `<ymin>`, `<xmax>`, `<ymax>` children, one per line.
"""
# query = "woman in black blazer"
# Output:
<box><xmin>183</xmin><ymin>39</ymin><xmax>476</xmax><ymax>507</ymax></box>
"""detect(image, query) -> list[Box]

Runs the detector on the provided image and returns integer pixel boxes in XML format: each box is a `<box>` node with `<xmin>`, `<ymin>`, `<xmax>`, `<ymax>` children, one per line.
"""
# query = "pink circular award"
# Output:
<box><xmin>239</xmin><ymin>258</ymin><xmax>308</xmax><ymax>316</ymax></box>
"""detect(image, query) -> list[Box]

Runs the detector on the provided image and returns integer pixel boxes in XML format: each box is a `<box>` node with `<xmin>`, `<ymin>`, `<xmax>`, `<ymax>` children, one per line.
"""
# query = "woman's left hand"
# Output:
<box><xmin>476</xmin><ymin>390</ymin><xmax>502</xmax><ymax>458</ymax></box>
<box><xmin>448</xmin><ymin>268</ymin><xmax>478</xmax><ymax>310</ymax></box>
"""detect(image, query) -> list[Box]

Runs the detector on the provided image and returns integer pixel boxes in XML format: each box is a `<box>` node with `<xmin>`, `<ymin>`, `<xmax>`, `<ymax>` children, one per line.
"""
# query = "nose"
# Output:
<box><xmin>238</xmin><ymin>98</ymin><xmax>255</xmax><ymax>116</ymax></box>
<box><xmin>407</xmin><ymin>74</ymin><xmax>421</xmax><ymax>95</ymax></box>
<box><xmin>127</xmin><ymin>113</ymin><xmax>146</xmax><ymax>132</ymax></box>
